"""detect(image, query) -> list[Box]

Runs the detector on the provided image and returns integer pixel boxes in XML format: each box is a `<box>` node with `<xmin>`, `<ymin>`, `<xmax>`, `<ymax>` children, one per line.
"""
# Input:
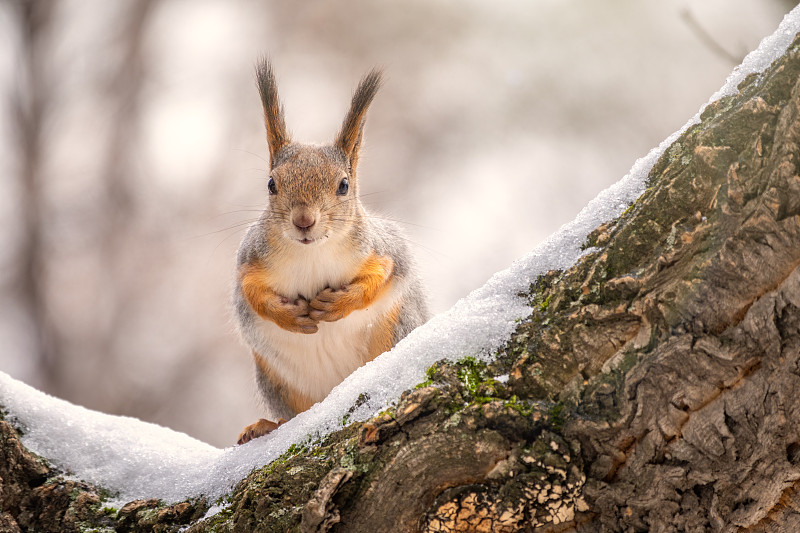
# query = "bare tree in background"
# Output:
<box><xmin>8</xmin><ymin>0</ymin><xmax>158</xmax><ymax>398</ymax></box>
<box><xmin>91</xmin><ymin>0</ymin><xmax>155</xmax><ymax>389</ymax></box>
<box><xmin>10</xmin><ymin>0</ymin><xmax>57</xmax><ymax>388</ymax></box>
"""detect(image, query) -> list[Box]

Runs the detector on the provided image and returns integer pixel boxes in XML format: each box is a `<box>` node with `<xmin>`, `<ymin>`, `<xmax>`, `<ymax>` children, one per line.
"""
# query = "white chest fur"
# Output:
<box><xmin>253</xmin><ymin>297</ymin><xmax>395</xmax><ymax>402</ymax></box>
<box><xmin>269</xmin><ymin>241</ymin><xmax>361</xmax><ymax>300</ymax></box>
<box><xmin>250</xmin><ymin>241</ymin><xmax>400</xmax><ymax>402</ymax></box>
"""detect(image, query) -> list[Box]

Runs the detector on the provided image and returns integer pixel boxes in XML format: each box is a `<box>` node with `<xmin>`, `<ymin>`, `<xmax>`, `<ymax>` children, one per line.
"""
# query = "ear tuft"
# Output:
<box><xmin>336</xmin><ymin>68</ymin><xmax>383</xmax><ymax>171</ymax></box>
<box><xmin>255</xmin><ymin>58</ymin><xmax>291</xmax><ymax>167</ymax></box>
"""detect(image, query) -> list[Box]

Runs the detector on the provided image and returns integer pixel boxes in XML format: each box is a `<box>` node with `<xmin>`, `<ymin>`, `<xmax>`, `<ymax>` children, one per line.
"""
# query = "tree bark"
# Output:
<box><xmin>4</xmin><ymin>28</ymin><xmax>800</xmax><ymax>533</ymax></box>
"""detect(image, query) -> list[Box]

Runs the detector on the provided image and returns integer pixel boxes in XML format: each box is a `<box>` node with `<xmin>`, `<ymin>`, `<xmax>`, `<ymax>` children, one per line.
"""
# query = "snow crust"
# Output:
<box><xmin>2</xmin><ymin>6</ymin><xmax>800</xmax><ymax>506</ymax></box>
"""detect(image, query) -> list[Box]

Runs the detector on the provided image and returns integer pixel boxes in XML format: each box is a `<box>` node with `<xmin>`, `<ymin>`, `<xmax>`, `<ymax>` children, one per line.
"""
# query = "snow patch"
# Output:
<box><xmin>2</xmin><ymin>5</ymin><xmax>800</xmax><ymax>506</ymax></box>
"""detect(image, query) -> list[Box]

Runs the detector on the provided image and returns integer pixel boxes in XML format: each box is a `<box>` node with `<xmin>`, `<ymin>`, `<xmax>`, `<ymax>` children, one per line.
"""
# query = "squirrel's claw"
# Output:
<box><xmin>292</xmin><ymin>316</ymin><xmax>319</xmax><ymax>334</ymax></box>
<box><xmin>312</xmin><ymin>286</ymin><xmax>347</xmax><ymax>303</ymax></box>
<box><xmin>237</xmin><ymin>418</ymin><xmax>287</xmax><ymax>445</ymax></box>
<box><xmin>309</xmin><ymin>286</ymin><xmax>351</xmax><ymax>322</ymax></box>
<box><xmin>276</xmin><ymin>296</ymin><xmax>319</xmax><ymax>334</ymax></box>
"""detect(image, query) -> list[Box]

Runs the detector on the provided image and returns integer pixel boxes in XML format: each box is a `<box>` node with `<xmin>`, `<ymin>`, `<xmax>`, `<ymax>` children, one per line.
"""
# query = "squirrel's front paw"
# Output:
<box><xmin>271</xmin><ymin>296</ymin><xmax>318</xmax><ymax>334</ymax></box>
<box><xmin>309</xmin><ymin>286</ymin><xmax>357</xmax><ymax>322</ymax></box>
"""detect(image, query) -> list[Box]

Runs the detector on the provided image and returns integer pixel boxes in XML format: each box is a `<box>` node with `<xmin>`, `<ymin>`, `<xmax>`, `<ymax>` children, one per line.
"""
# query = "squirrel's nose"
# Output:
<box><xmin>292</xmin><ymin>209</ymin><xmax>316</xmax><ymax>230</ymax></box>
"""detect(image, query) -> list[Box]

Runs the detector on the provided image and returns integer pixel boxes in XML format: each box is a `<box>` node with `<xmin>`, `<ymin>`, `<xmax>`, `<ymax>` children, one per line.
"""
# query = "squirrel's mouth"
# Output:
<box><xmin>296</xmin><ymin>234</ymin><xmax>328</xmax><ymax>245</ymax></box>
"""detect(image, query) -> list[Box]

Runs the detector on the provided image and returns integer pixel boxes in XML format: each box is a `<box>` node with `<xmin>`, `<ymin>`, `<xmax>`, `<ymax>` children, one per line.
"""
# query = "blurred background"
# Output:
<box><xmin>0</xmin><ymin>0</ymin><xmax>795</xmax><ymax>447</ymax></box>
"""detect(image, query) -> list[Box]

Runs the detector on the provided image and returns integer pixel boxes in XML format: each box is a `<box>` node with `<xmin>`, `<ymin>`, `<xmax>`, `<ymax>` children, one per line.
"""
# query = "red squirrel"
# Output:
<box><xmin>234</xmin><ymin>61</ymin><xmax>429</xmax><ymax>444</ymax></box>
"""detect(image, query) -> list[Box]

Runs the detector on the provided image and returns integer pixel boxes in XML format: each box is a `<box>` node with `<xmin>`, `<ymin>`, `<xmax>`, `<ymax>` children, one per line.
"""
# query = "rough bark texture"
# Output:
<box><xmin>4</xmin><ymin>32</ymin><xmax>800</xmax><ymax>533</ymax></box>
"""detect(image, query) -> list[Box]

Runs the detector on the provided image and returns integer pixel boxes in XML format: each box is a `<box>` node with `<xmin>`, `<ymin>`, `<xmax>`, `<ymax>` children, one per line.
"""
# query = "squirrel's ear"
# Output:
<box><xmin>335</xmin><ymin>68</ymin><xmax>382</xmax><ymax>172</ymax></box>
<box><xmin>255</xmin><ymin>59</ymin><xmax>291</xmax><ymax>167</ymax></box>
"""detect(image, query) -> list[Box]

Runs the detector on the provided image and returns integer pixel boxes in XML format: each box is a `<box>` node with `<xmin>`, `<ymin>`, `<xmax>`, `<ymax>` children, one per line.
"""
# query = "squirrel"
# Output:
<box><xmin>234</xmin><ymin>60</ymin><xmax>429</xmax><ymax>445</ymax></box>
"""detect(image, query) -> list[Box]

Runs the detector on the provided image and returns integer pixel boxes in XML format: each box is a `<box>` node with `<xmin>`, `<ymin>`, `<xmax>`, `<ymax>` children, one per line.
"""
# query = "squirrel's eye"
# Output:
<box><xmin>337</xmin><ymin>177</ymin><xmax>349</xmax><ymax>196</ymax></box>
<box><xmin>267</xmin><ymin>177</ymin><xmax>277</xmax><ymax>195</ymax></box>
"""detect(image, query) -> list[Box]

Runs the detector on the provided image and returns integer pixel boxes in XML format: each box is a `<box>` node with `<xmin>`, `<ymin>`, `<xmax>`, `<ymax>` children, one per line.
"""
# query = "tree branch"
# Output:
<box><xmin>4</xmin><ymin>20</ymin><xmax>800</xmax><ymax>533</ymax></box>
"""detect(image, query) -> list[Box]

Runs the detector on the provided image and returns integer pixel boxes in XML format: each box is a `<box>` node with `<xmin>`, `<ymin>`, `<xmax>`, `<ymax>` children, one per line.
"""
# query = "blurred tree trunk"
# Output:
<box><xmin>4</xmin><ymin>23</ymin><xmax>800</xmax><ymax>533</ymax></box>
<box><xmin>94</xmin><ymin>0</ymin><xmax>154</xmax><ymax>335</ymax></box>
<box><xmin>89</xmin><ymin>0</ymin><xmax>158</xmax><ymax>415</ymax></box>
<box><xmin>9</xmin><ymin>0</ymin><xmax>156</xmax><ymax>402</ymax></box>
<box><xmin>10</xmin><ymin>0</ymin><xmax>57</xmax><ymax>388</ymax></box>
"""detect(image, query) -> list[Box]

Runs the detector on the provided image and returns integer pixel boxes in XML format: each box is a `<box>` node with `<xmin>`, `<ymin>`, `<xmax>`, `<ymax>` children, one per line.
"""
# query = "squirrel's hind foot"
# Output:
<box><xmin>237</xmin><ymin>418</ymin><xmax>286</xmax><ymax>445</ymax></box>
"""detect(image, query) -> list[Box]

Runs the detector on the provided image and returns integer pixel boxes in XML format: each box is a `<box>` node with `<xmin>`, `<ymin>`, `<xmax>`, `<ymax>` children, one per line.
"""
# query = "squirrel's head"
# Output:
<box><xmin>255</xmin><ymin>60</ymin><xmax>382</xmax><ymax>247</ymax></box>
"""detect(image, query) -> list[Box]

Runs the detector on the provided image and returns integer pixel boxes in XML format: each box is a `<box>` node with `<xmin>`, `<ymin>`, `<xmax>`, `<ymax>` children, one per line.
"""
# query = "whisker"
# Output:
<box><xmin>206</xmin><ymin>229</ymin><xmax>250</xmax><ymax>265</ymax></box>
<box><xmin>320</xmin><ymin>191</ymin><xmax>386</xmax><ymax>213</ymax></box>
<box><xmin>232</xmin><ymin>148</ymin><xmax>269</xmax><ymax>166</ymax></box>
<box><xmin>367</xmin><ymin>214</ymin><xmax>436</xmax><ymax>230</ymax></box>
<box><xmin>324</xmin><ymin>212</ymin><xmax>438</xmax><ymax>232</ymax></box>
<box><xmin>211</xmin><ymin>209</ymin><xmax>267</xmax><ymax>218</ymax></box>
<box><xmin>191</xmin><ymin>220</ymin><xmax>263</xmax><ymax>239</ymax></box>
<box><xmin>226</xmin><ymin>202</ymin><xmax>267</xmax><ymax>209</ymax></box>
<box><xmin>243</xmin><ymin>168</ymin><xmax>269</xmax><ymax>175</ymax></box>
